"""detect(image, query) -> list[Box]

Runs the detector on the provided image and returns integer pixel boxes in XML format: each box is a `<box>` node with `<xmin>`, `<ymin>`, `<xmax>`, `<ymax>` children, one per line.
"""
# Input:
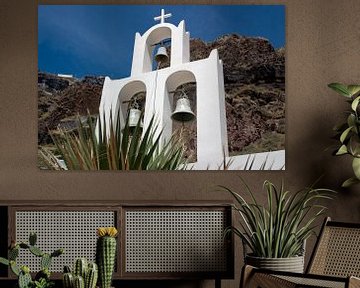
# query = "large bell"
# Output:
<box><xmin>128</xmin><ymin>108</ymin><xmax>143</xmax><ymax>131</ymax></box>
<box><xmin>155</xmin><ymin>46</ymin><xmax>169</xmax><ymax>63</ymax></box>
<box><xmin>171</xmin><ymin>97</ymin><xmax>196</xmax><ymax>122</ymax></box>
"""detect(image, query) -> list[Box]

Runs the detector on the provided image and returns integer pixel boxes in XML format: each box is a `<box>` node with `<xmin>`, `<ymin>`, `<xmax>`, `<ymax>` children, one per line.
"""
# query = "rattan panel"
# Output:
<box><xmin>125</xmin><ymin>210</ymin><xmax>227</xmax><ymax>273</ymax></box>
<box><xmin>15</xmin><ymin>211</ymin><xmax>115</xmax><ymax>272</ymax></box>
<box><xmin>310</xmin><ymin>226</ymin><xmax>360</xmax><ymax>277</ymax></box>
<box><xmin>277</xmin><ymin>275</ymin><xmax>345</xmax><ymax>288</ymax></box>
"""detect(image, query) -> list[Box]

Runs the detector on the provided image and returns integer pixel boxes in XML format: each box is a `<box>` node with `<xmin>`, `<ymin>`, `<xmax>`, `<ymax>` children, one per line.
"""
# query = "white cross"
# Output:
<box><xmin>154</xmin><ymin>9</ymin><xmax>172</xmax><ymax>24</ymax></box>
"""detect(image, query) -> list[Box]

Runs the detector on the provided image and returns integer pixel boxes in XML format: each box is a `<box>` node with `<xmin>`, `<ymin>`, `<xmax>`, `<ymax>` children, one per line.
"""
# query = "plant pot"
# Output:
<box><xmin>245</xmin><ymin>254</ymin><xmax>305</xmax><ymax>273</ymax></box>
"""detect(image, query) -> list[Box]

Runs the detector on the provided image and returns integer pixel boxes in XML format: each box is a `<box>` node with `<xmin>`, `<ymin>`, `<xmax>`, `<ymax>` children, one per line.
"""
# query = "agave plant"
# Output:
<box><xmin>39</xmin><ymin>111</ymin><xmax>187</xmax><ymax>170</ymax></box>
<box><xmin>328</xmin><ymin>83</ymin><xmax>360</xmax><ymax>187</ymax></box>
<box><xmin>221</xmin><ymin>179</ymin><xmax>334</xmax><ymax>258</ymax></box>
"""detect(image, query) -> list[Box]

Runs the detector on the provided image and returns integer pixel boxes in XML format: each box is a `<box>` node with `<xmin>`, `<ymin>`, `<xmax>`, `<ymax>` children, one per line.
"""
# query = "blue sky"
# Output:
<box><xmin>38</xmin><ymin>5</ymin><xmax>285</xmax><ymax>79</ymax></box>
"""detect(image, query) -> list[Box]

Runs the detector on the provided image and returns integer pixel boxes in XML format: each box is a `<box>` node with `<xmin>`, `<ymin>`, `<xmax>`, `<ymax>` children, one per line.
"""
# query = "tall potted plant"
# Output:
<box><xmin>221</xmin><ymin>179</ymin><xmax>334</xmax><ymax>273</ymax></box>
<box><xmin>328</xmin><ymin>83</ymin><xmax>360</xmax><ymax>187</ymax></box>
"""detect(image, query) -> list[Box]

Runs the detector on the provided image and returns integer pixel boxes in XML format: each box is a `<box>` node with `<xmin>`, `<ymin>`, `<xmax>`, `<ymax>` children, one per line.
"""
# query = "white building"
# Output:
<box><xmin>98</xmin><ymin>9</ymin><xmax>285</xmax><ymax>170</ymax></box>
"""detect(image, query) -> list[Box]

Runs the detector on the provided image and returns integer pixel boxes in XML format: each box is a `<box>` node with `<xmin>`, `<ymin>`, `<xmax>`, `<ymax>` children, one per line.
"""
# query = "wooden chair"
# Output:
<box><xmin>241</xmin><ymin>217</ymin><xmax>360</xmax><ymax>288</ymax></box>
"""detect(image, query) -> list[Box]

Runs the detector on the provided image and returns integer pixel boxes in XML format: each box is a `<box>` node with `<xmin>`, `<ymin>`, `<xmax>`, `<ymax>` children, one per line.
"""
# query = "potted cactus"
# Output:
<box><xmin>0</xmin><ymin>232</ymin><xmax>63</xmax><ymax>288</ymax></box>
<box><xmin>62</xmin><ymin>258</ymin><xmax>98</xmax><ymax>288</ymax></box>
<box><xmin>96</xmin><ymin>227</ymin><xmax>118</xmax><ymax>288</ymax></box>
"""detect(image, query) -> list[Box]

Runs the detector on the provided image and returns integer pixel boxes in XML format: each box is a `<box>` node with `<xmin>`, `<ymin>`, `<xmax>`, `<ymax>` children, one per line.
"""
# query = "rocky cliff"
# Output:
<box><xmin>38</xmin><ymin>34</ymin><xmax>285</xmax><ymax>156</ymax></box>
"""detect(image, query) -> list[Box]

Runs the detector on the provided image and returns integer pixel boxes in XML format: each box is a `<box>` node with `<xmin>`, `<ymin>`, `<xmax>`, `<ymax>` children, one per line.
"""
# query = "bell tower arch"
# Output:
<box><xmin>98</xmin><ymin>9</ymin><xmax>228</xmax><ymax>169</ymax></box>
<box><xmin>131</xmin><ymin>11</ymin><xmax>190</xmax><ymax>75</ymax></box>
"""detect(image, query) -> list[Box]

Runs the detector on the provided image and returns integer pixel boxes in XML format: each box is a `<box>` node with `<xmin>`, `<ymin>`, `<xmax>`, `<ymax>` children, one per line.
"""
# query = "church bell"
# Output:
<box><xmin>155</xmin><ymin>46</ymin><xmax>169</xmax><ymax>63</ymax></box>
<box><xmin>128</xmin><ymin>108</ymin><xmax>143</xmax><ymax>131</ymax></box>
<box><xmin>171</xmin><ymin>93</ymin><xmax>195</xmax><ymax>123</ymax></box>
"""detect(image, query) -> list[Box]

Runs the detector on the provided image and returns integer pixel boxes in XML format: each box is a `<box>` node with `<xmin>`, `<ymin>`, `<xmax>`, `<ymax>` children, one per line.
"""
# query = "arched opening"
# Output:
<box><xmin>145</xmin><ymin>27</ymin><xmax>172</xmax><ymax>71</ymax></box>
<box><xmin>116</xmin><ymin>81</ymin><xmax>147</xmax><ymax>131</ymax></box>
<box><xmin>152</xmin><ymin>38</ymin><xmax>171</xmax><ymax>70</ymax></box>
<box><xmin>166</xmin><ymin>71</ymin><xmax>197</xmax><ymax>163</ymax></box>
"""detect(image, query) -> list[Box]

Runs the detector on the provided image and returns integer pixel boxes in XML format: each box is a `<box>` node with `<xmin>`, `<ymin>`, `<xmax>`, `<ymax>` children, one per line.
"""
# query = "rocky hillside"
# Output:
<box><xmin>38</xmin><ymin>34</ymin><xmax>285</xmax><ymax>156</ymax></box>
<box><xmin>190</xmin><ymin>34</ymin><xmax>285</xmax><ymax>155</ymax></box>
<box><xmin>38</xmin><ymin>73</ymin><xmax>104</xmax><ymax>144</ymax></box>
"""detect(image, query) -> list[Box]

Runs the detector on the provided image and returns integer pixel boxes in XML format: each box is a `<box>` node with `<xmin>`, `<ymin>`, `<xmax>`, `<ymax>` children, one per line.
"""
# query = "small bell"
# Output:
<box><xmin>128</xmin><ymin>108</ymin><xmax>143</xmax><ymax>131</ymax></box>
<box><xmin>171</xmin><ymin>94</ymin><xmax>195</xmax><ymax>122</ymax></box>
<box><xmin>155</xmin><ymin>46</ymin><xmax>169</xmax><ymax>63</ymax></box>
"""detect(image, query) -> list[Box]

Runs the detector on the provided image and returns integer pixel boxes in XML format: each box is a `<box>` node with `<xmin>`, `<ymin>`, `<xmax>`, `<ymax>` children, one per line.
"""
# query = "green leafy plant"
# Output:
<box><xmin>39</xmin><ymin>111</ymin><xmax>187</xmax><ymax>170</ymax></box>
<box><xmin>328</xmin><ymin>83</ymin><xmax>360</xmax><ymax>187</ymax></box>
<box><xmin>0</xmin><ymin>232</ymin><xmax>63</xmax><ymax>288</ymax></box>
<box><xmin>33</xmin><ymin>278</ymin><xmax>54</xmax><ymax>288</ymax></box>
<box><xmin>220</xmin><ymin>179</ymin><xmax>334</xmax><ymax>258</ymax></box>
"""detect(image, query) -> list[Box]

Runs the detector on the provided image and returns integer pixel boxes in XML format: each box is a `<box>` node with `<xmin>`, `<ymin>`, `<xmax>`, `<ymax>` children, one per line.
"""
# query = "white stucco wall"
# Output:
<box><xmin>185</xmin><ymin>150</ymin><xmax>285</xmax><ymax>170</ymax></box>
<box><xmin>98</xmin><ymin>49</ymin><xmax>228</xmax><ymax>166</ymax></box>
<box><xmin>97</xmin><ymin>17</ymin><xmax>285</xmax><ymax>170</ymax></box>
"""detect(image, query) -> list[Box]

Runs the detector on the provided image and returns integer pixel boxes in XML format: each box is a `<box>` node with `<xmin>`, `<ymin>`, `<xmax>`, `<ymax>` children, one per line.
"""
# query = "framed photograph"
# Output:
<box><xmin>38</xmin><ymin>5</ymin><xmax>285</xmax><ymax>170</ymax></box>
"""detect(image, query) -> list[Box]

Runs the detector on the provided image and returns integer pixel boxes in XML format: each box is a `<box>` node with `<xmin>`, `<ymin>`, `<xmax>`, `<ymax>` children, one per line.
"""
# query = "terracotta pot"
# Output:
<box><xmin>245</xmin><ymin>254</ymin><xmax>305</xmax><ymax>273</ymax></box>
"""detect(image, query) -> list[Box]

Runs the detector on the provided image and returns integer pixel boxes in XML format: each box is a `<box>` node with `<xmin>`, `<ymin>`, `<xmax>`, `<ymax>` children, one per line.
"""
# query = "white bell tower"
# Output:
<box><xmin>98</xmin><ymin>9</ymin><xmax>228</xmax><ymax>169</ymax></box>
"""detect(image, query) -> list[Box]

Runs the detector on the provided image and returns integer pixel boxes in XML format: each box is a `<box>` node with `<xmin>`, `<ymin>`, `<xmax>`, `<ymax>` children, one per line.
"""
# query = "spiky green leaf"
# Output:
<box><xmin>220</xmin><ymin>179</ymin><xmax>335</xmax><ymax>258</ymax></box>
<box><xmin>41</xmin><ymin>111</ymin><xmax>187</xmax><ymax>171</ymax></box>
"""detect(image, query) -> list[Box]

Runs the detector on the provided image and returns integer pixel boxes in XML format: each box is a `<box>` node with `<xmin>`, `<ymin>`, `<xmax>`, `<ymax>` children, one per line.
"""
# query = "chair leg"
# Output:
<box><xmin>215</xmin><ymin>278</ymin><xmax>221</xmax><ymax>288</ymax></box>
<box><xmin>240</xmin><ymin>265</ymin><xmax>255</xmax><ymax>288</ymax></box>
<box><xmin>349</xmin><ymin>276</ymin><xmax>360</xmax><ymax>288</ymax></box>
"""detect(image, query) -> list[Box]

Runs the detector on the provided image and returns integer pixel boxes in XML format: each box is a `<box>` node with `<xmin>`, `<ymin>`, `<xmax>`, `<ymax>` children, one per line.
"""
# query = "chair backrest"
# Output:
<box><xmin>307</xmin><ymin>217</ymin><xmax>360</xmax><ymax>277</ymax></box>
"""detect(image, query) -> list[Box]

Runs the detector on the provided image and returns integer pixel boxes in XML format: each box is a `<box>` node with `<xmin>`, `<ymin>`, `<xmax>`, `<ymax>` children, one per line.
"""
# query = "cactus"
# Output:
<box><xmin>18</xmin><ymin>268</ymin><xmax>32</xmax><ymax>288</ymax></box>
<box><xmin>19</xmin><ymin>243</ymin><xmax>29</xmax><ymax>249</ymax></box>
<box><xmin>85</xmin><ymin>263</ymin><xmax>98</xmax><ymax>288</ymax></box>
<box><xmin>18</xmin><ymin>272</ymin><xmax>32</xmax><ymax>288</ymax></box>
<box><xmin>35</xmin><ymin>268</ymin><xmax>50</xmax><ymax>282</ymax></box>
<box><xmin>0</xmin><ymin>232</ymin><xmax>63</xmax><ymax>288</ymax></box>
<box><xmin>21</xmin><ymin>265</ymin><xmax>30</xmax><ymax>274</ymax></box>
<box><xmin>64</xmin><ymin>265</ymin><xmax>72</xmax><ymax>273</ymax></box>
<box><xmin>74</xmin><ymin>275</ymin><xmax>85</xmax><ymax>288</ymax></box>
<box><xmin>29</xmin><ymin>232</ymin><xmax>37</xmax><ymax>246</ymax></box>
<box><xmin>74</xmin><ymin>258</ymin><xmax>87</xmax><ymax>279</ymax></box>
<box><xmin>29</xmin><ymin>245</ymin><xmax>44</xmax><ymax>257</ymax></box>
<box><xmin>96</xmin><ymin>227</ymin><xmax>118</xmax><ymax>288</ymax></box>
<box><xmin>63</xmin><ymin>272</ymin><xmax>74</xmax><ymax>288</ymax></box>
<box><xmin>9</xmin><ymin>246</ymin><xmax>19</xmax><ymax>260</ymax></box>
<box><xmin>63</xmin><ymin>260</ymin><xmax>98</xmax><ymax>288</ymax></box>
<box><xmin>51</xmin><ymin>248</ymin><xmax>64</xmax><ymax>257</ymax></box>
<box><xmin>41</xmin><ymin>253</ymin><xmax>52</xmax><ymax>270</ymax></box>
<box><xmin>10</xmin><ymin>260</ymin><xmax>20</xmax><ymax>276</ymax></box>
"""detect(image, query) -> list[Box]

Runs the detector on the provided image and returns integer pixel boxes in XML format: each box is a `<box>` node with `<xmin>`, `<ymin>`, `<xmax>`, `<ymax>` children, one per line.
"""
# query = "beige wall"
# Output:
<box><xmin>1</xmin><ymin>0</ymin><xmax>360</xmax><ymax>287</ymax></box>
